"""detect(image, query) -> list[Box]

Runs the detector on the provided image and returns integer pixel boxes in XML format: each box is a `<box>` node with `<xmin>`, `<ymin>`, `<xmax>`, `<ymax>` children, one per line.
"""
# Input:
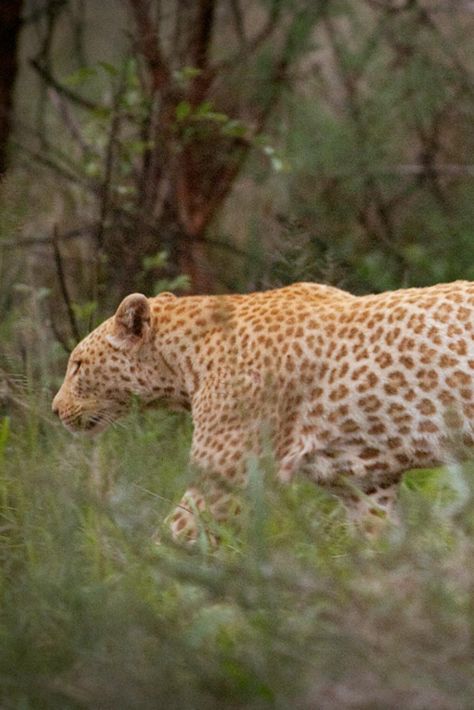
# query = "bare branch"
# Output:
<box><xmin>52</xmin><ymin>225</ymin><xmax>81</xmax><ymax>343</ymax></box>
<box><xmin>49</xmin><ymin>307</ymin><xmax>72</xmax><ymax>354</ymax></box>
<box><xmin>1</xmin><ymin>224</ymin><xmax>97</xmax><ymax>249</ymax></box>
<box><xmin>185</xmin><ymin>0</ymin><xmax>217</xmax><ymax>106</ymax></box>
<box><xmin>323</xmin><ymin>13</ymin><xmax>409</xmax><ymax>276</ymax></box>
<box><xmin>95</xmin><ymin>72</ymin><xmax>125</xmax><ymax>252</ymax></box>
<box><xmin>230</xmin><ymin>0</ymin><xmax>247</xmax><ymax>48</ymax></box>
<box><xmin>47</xmin><ymin>87</ymin><xmax>90</xmax><ymax>154</ymax></box>
<box><xmin>192</xmin><ymin>0</ymin><xmax>216</xmax><ymax>70</ymax></box>
<box><xmin>213</xmin><ymin>0</ymin><xmax>282</xmax><ymax>73</ymax></box>
<box><xmin>29</xmin><ymin>58</ymin><xmax>99</xmax><ymax>112</ymax></box>
<box><xmin>23</xmin><ymin>1</ymin><xmax>68</xmax><ymax>24</ymax></box>
<box><xmin>16</xmin><ymin>141</ymin><xmax>97</xmax><ymax>192</ymax></box>
<box><xmin>416</xmin><ymin>5</ymin><xmax>474</xmax><ymax>98</ymax></box>
<box><xmin>365</xmin><ymin>0</ymin><xmax>416</xmax><ymax>11</ymax></box>
<box><xmin>127</xmin><ymin>0</ymin><xmax>171</xmax><ymax>92</ymax></box>
<box><xmin>178</xmin><ymin>6</ymin><xmax>301</xmax><ymax>240</ymax></box>
<box><xmin>386</xmin><ymin>163</ymin><xmax>474</xmax><ymax>177</ymax></box>
<box><xmin>172</xmin><ymin>0</ymin><xmax>185</xmax><ymax>65</ymax></box>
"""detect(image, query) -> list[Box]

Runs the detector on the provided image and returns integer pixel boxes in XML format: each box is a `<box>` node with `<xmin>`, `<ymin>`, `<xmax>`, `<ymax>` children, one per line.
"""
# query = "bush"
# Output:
<box><xmin>1</xmin><ymin>392</ymin><xmax>474</xmax><ymax>709</ymax></box>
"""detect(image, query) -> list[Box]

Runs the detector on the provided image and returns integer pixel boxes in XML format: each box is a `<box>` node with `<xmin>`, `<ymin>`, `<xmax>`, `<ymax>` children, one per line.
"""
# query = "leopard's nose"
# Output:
<box><xmin>52</xmin><ymin>393</ymin><xmax>61</xmax><ymax>418</ymax></box>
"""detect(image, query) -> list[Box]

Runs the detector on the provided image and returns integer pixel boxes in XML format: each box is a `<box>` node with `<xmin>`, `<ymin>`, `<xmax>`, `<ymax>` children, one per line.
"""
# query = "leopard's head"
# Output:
<box><xmin>52</xmin><ymin>293</ymin><xmax>153</xmax><ymax>434</ymax></box>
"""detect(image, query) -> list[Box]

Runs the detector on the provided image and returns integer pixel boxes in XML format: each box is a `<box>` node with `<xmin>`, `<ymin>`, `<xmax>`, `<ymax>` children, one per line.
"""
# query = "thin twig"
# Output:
<box><xmin>95</xmin><ymin>73</ymin><xmax>125</xmax><ymax>252</ymax></box>
<box><xmin>52</xmin><ymin>225</ymin><xmax>81</xmax><ymax>343</ymax></box>
<box><xmin>48</xmin><ymin>87</ymin><xmax>90</xmax><ymax>154</ymax></box>
<box><xmin>30</xmin><ymin>58</ymin><xmax>99</xmax><ymax>112</ymax></box>
<box><xmin>15</xmin><ymin>141</ymin><xmax>96</xmax><ymax>192</ymax></box>
<box><xmin>230</xmin><ymin>0</ymin><xmax>247</xmax><ymax>48</ymax></box>
<box><xmin>1</xmin><ymin>224</ymin><xmax>97</xmax><ymax>249</ymax></box>
<box><xmin>323</xmin><ymin>12</ymin><xmax>409</xmax><ymax>276</ymax></box>
<box><xmin>212</xmin><ymin>0</ymin><xmax>282</xmax><ymax>73</ymax></box>
<box><xmin>89</xmin><ymin>65</ymin><xmax>127</xmax><ymax>329</ymax></box>
<box><xmin>32</xmin><ymin>1</ymin><xmax>65</xmax><ymax>147</ymax></box>
<box><xmin>49</xmin><ymin>305</ymin><xmax>72</xmax><ymax>354</ymax></box>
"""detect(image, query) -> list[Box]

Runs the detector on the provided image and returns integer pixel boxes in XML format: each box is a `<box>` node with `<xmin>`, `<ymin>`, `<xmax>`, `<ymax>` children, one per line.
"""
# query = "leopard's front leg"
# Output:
<box><xmin>165</xmin><ymin>373</ymin><xmax>268</xmax><ymax>543</ymax></box>
<box><xmin>166</xmin><ymin>419</ymin><xmax>252</xmax><ymax>544</ymax></box>
<box><xmin>166</xmin><ymin>472</ymin><xmax>245</xmax><ymax>543</ymax></box>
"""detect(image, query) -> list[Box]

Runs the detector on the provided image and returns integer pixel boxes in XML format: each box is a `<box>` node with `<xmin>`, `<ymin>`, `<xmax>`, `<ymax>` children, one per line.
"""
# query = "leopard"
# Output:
<box><xmin>52</xmin><ymin>280</ymin><xmax>474</xmax><ymax>540</ymax></box>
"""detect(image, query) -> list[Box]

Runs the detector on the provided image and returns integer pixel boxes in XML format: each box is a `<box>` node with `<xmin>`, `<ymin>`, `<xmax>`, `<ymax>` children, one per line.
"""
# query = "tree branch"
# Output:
<box><xmin>212</xmin><ymin>0</ymin><xmax>282</xmax><ymax>73</ymax></box>
<box><xmin>187</xmin><ymin>0</ymin><xmax>217</xmax><ymax>106</ymax></box>
<box><xmin>230</xmin><ymin>0</ymin><xmax>247</xmax><ymax>48</ymax></box>
<box><xmin>127</xmin><ymin>0</ymin><xmax>171</xmax><ymax>92</ymax></box>
<box><xmin>1</xmin><ymin>224</ymin><xmax>96</xmax><ymax>249</ymax></box>
<box><xmin>49</xmin><ymin>306</ymin><xmax>72</xmax><ymax>354</ymax></box>
<box><xmin>323</xmin><ymin>12</ymin><xmax>409</xmax><ymax>276</ymax></box>
<box><xmin>192</xmin><ymin>0</ymin><xmax>216</xmax><ymax>70</ymax></box>
<box><xmin>29</xmin><ymin>58</ymin><xmax>99</xmax><ymax>111</ymax></box>
<box><xmin>47</xmin><ymin>87</ymin><xmax>90</xmax><ymax>154</ymax></box>
<box><xmin>52</xmin><ymin>225</ymin><xmax>81</xmax><ymax>343</ymax></box>
<box><xmin>95</xmin><ymin>71</ymin><xmax>125</xmax><ymax>252</ymax></box>
<box><xmin>16</xmin><ymin>140</ymin><xmax>98</xmax><ymax>192</ymax></box>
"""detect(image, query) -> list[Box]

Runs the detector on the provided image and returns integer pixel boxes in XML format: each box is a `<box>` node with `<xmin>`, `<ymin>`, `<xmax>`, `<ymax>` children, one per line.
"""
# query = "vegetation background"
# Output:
<box><xmin>1</xmin><ymin>0</ymin><xmax>474</xmax><ymax>707</ymax></box>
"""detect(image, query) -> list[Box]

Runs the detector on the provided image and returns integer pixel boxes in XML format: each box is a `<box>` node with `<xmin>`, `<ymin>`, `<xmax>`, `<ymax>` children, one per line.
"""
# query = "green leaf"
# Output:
<box><xmin>195</xmin><ymin>100</ymin><xmax>213</xmax><ymax>117</ymax></box>
<box><xmin>153</xmin><ymin>275</ymin><xmax>191</xmax><ymax>294</ymax></box>
<box><xmin>71</xmin><ymin>301</ymin><xmax>98</xmax><ymax>321</ymax></box>
<box><xmin>90</xmin><ymin>106</ymin><xmax>111</xmax><ymax>121</ymax></box>
<box><xmin>205</xmin><ymin>112</ymin><xmax>228</xmax><ymax>123</ymax></box>
<box><xmin>176</xmin><ymin>101</ymin><xmax>192</xmax><ymax>122</ymax></box>
<box><xmin>124</xmin><ymin>89</ymin><xmax>142</xmax><ymax>107</ymax></box>
<box><xmin>84</xmin><ymin>160</ymin><xmax>101</xmax><ymax>178</ymax></box>
<box><xmin>125</xmin><ymin>139</ymin><xmax>154</xmax><ymax>156</ymax></box>
<box><xmin>173</xmin><ymin>66</ymin><xmax>202</xmax><ymax>84</ymax></box>
<box><xmin>63</xmin><ymin>66</ymin><xmax>98</xmax><ymax>87</ymax></box>
<box><xmin>143</xmin><ymin>251</ymin><xmax>169</xmax><ymax>272</ymax></box>
<box><xmin>98</xmin><ymin>61</ymin><xmax>119</xmax><ymax>76</ymax></box>
<box><xmin>180</xmin><ymin>66</ymin><xmax>202</xmax><ymax>80</ymax></box>
<box><xmin>222</xmin><ymin>120</ymin><xmax>247</xmax><ymax>138</ymax></box>
<box><xmin>114</xmin><ymin>184</ymin><xmax>136</xmax><ymax>196</ymax></box>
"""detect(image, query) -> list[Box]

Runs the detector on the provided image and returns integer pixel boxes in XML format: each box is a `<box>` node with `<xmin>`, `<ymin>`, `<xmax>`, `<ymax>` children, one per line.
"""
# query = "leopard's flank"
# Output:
<box><xmin>52</xmin><ymin>281</ymin><xmax>474</xmax><ymax>540</ymax></box>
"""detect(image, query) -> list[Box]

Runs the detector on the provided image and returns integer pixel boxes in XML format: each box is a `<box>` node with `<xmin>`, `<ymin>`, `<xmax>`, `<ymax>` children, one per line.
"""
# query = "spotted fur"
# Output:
<box><xmin>53</xmin><ymin>281</ymin><xmax>474</xmax><ymax>540</ymax></box>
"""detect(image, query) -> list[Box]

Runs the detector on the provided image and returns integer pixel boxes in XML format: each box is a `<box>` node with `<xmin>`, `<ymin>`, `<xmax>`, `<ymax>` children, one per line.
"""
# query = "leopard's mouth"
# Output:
<box><xmin>60</xmin><ymin>411</ymin><xmax>115</xmax><ymax>435</ymax></box>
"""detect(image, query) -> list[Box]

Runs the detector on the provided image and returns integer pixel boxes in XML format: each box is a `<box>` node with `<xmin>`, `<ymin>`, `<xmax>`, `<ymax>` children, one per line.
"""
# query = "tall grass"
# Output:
<box><xmin>1</xmin><ymin>381</ymin><xmax>474</xmax><ymax>709</ymax></box>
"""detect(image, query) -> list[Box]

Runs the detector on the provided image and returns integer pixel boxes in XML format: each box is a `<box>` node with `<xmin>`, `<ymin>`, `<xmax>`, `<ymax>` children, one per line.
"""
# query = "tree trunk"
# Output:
<box><xmin>177</xmin><ymin>231</ymin><xmax>215</xmax><ymax>295</ymax></box>
<box><xmin>102</xmin><ymin>202</ymin><xmax>215</xmax><ymax>298</ymax></box>
<box><xmin>0</xmin><ymin>0</ymin><xmax>23</xmax><ymax>176</ymax></box>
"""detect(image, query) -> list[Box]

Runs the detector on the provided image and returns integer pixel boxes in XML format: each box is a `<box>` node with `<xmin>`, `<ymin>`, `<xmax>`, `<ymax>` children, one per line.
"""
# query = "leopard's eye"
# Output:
<box><xmin>71</xmin><ymin>360</ymin><xmax>82</xmax><ymax>376</ymax></box>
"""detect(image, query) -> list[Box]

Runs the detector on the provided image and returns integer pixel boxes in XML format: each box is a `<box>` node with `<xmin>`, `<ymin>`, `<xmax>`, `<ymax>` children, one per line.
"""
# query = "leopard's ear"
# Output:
<box><xmin>106</xmin><ymin>293</ymin><xmax>151</xmax><ymax>351</ymax></box>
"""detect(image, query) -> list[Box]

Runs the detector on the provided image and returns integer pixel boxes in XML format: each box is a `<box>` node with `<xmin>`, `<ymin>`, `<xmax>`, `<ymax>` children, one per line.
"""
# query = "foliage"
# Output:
<box><xmin>1</xmin><ymin>380</ymin><xmax>474</xmax><ymax>708</ymax></box>
<box><xmin>240</xmin><ymin>2</ymin><xmax>474</xmax><ymax>293</ymax></box>
<box><xmin>4</xmin><ymin>1</ymin><xmax>473</xmax><ymax>304</ymax></box>
<box><xmin>15</xmin><ymin>0</ymin><xmax>327</xmax><ymax>296</ymax></box>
